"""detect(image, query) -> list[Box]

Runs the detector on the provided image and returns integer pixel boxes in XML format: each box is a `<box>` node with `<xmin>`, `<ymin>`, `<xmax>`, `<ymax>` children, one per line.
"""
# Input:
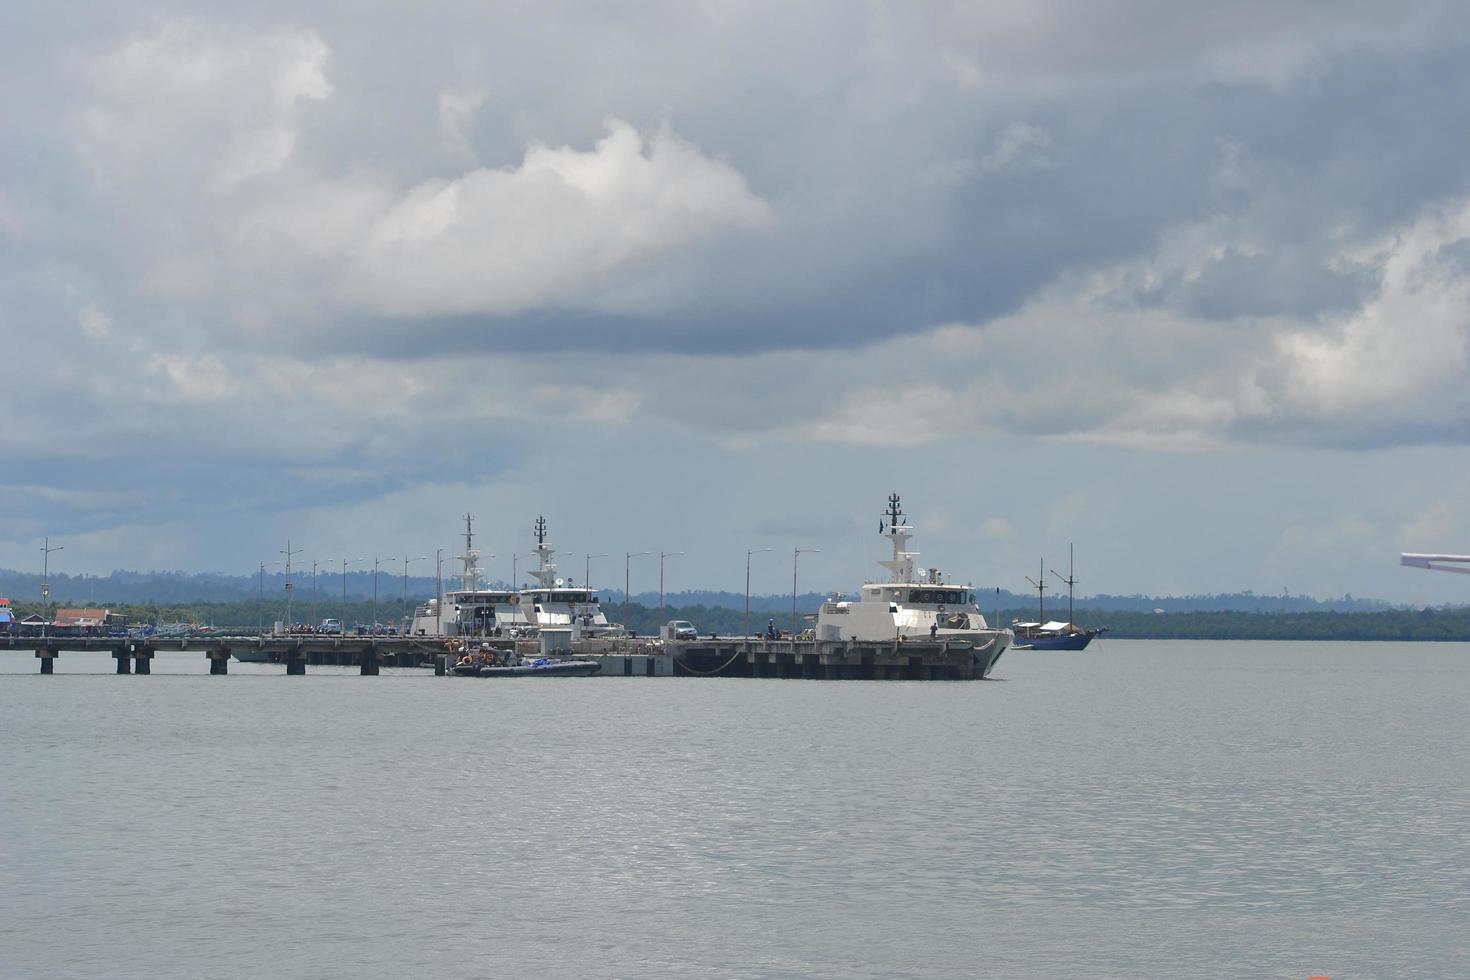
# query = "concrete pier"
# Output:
<box><xmin>4</xmin><ymin>631</ymin><xmax>1004</xmax><ymax>679</ymax></box>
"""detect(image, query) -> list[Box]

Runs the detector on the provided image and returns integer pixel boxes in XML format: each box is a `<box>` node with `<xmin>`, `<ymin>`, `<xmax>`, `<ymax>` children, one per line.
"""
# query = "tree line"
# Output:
<box><xmin>11</xmin><ymin>596</ymin><xmax>1470</xmax><ymax>641</ymax></box>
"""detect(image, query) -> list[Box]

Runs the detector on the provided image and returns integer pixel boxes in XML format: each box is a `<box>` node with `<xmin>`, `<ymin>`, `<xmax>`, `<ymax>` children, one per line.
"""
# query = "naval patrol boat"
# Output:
<box><xmin>815</xmin><ymin>494</ymin><xmax>1010</xmax><ymax>677</ymax></box>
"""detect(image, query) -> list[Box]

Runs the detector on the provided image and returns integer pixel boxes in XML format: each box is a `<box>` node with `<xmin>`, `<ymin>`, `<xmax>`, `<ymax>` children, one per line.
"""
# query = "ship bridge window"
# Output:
<box><xmin>909</xmin><ymin>589</ymin><xmax>968</xmax><ymax>605</ymax></box>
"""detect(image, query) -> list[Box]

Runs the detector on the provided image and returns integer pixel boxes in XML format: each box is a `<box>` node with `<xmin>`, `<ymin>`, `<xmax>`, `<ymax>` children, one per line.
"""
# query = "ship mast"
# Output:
<box><xmin>1025</xmin><ymin>559</ymin><xmax>1047</xmax><ymax>623</ymax></box>
<box><xmin>1050</xmin><ymin>544</ymin><xmax>1077</xmax><ymax>627</ymax></box>
<box><xmin>457</xmin><ymin>512</ymin><xmax>481</xmax><ymax>591</ymax></box>
<box><xmin>878</xmin><ymin>493</ymin><xmax>918</xmax><ymax>583</ymax></box>
<box><xmin>530</xmin><ymin>515</ymin><xmax>557</xmax><ymax>588</ymax></box>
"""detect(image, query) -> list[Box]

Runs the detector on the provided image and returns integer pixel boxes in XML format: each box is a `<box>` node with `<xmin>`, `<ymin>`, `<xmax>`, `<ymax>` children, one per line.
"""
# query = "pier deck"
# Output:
<box><xmin>2</xmin><ymin>633</ymin><xmax>1000</xmax><ymax>679</ymax></box>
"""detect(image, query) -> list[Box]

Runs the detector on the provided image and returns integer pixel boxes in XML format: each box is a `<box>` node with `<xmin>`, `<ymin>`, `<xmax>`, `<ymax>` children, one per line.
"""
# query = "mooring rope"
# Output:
<box><xmin>674</xmin><ymin>649</ymin><xmax>746</xmax><ymax>676</ymax></box>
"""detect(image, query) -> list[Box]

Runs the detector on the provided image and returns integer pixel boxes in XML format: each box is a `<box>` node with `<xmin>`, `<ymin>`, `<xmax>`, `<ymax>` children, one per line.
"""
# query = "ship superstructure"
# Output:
<box><xmin>408</xmin><ymin>512</ymin><xmax>524</xmax><ymax>636</ymax></box>
<box><xmin>517</xmin><ymin>516</ymin><xmax>620</xmax><ymax>635</ymax></box>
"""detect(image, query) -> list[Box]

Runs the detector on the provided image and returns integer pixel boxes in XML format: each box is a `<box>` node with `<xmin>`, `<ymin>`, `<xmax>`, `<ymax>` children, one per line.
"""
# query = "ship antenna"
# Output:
<box><xmin>535</xmin><ymin>515</ymin><xmax>547</xmax><ymax>546</ymax></box>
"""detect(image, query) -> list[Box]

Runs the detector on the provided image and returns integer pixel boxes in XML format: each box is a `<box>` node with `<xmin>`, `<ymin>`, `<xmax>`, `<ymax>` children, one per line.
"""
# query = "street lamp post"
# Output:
<box><xmin>311</xmin><ymin>559</ymin><xmax>324</xmax><ymax>625</ymax></box>
<box><xmin>372</xmin><ymin>557</ymin><xmax>389</xmax><ymax>632</ymax></box>
<box><xmin>435</xmin><ymin>548</ymin><xmax>444</xmax><ymax>636</ymax></box>
<box><xmin>401</xmin><ymin>554</ymin><xmax>428</xmax><ymax>631</ymax></box>
<box><xmin>340</xmin><ymin>558</ymin><xmax>364</xmax><ymax>630</ymax></box>
<box><xmin>40</xmin><ymin>537</ymin><xmax>63</xmax><ymax>637</ymax></box>
<box><xmin>745</xmin><ymin>547</ymin><xmax>772</xmax><ymax>647</ymax></box>
<box><xmin>793</xmin><ymin>547</ymin><xmax>820</xmax><ymax>649</ymax></box>
<box><xmin>659</xmin><ymin>551</ymin><xmax>684</xmax><ymax>638</ymax></box>
<box><xmin>280</xmin><ymin>540</ymin><xmax>301</xmax><ymax>630</ymax></box>
<box><xmin>257</xmin><ymin>561</ymin><xmax>268</xmax><ymax>632</ymax></box>
<box><xmin>625</xmin><ymin>551</ymin><xmax>649</xmax><ymax>635</ymax></box>
<box><xmin>583</xmin><ymin>553</ymin><xmax>608</xmax><ymax>627</ymax></box>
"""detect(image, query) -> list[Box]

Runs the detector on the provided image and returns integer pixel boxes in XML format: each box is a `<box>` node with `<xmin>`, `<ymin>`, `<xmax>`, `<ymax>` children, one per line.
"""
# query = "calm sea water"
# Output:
<box><xmin>2</xmin><ymin>640</ymin><xmax>1467</xmax><ymax>979</ymax></box>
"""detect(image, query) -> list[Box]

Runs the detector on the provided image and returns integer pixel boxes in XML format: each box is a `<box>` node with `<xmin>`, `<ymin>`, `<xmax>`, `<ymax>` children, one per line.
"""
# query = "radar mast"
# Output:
<box><xmin>530</xmin><ymin>515</ymin><xmax>558</xmax><ymax>588</ymax></box>
<box><xmin>878</xmin><ymin>493</ymin><xmax>919</xmax><ymax>583</ymax></box>
<box><xmin>457</xmin><ymin>512</ymin><xmax>481</xmax><ymax>591</ymax></box>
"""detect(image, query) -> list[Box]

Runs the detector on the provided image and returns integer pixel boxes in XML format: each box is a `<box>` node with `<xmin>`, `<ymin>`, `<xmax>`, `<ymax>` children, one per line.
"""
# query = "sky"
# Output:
<box><xmin>5</xmin><ymin>1</ymin><xmax>1470</xmax><ymax>604</ymax></box>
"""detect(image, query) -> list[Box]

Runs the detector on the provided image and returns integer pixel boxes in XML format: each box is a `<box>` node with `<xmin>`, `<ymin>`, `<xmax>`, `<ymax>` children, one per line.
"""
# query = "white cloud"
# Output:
<box><xmin>146</xmin><ymin>352</ymin><xmax>233</xmax><ymax>401</ymax></box>
<box><xmin>341</xmin><ymin>119</ymin><xmax>775</xmax><ymax>317</ymax></box>
<box><xmin>71</xmin><ymin>26</ymin><xmax>773</xmax><ymax>322</ymax></box>
<box><xmin>1274</xmin><ymin>200</ymin><xmax>1470</xmax><ymax>418</ymax></box>
<box><xmin>980</xmin><ymin>517</ymin><xmax>1014</xmax><ymax>541</ymax></box>
<box><xmin>438</xmin><ymin>86</ymin><xmax>488</xmax><ymax>159</ymax></box>
<box><xmin>73</xmin><ymin>24</ymin><xmax>330</xmax><ymax>193</ymax></box>
<box><xmin>978</xmin><ymin>122</ymin><xmax>1052</xmax><ymax>175</ymax></box>
<box><xmin>78</xmin><ymin>303</ymin><xmax>110</xmax><ymax>338</ymax></box>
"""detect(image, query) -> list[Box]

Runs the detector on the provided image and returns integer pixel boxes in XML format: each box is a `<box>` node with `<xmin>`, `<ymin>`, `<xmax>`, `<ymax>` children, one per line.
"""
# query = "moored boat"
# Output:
<box><xmin>815</xmin><ymin>494</ymin><xmax>1011</xmax><ymax>677</ymax></box>
<box><xmin>450</xmin><ymin>644</ymin><xmax>600</xmax><ymax>677</ymax></box>
<box><xmin>1011</xmin><ymin>621</ymin><xmax>1105</xmax><ymax>650</ymax></box>
<box><xmin>1013</xmin><ymin>545</ymin><xmax>1105</xmax><ymax>650</ymax></box>
<box><xmin>476</xmin><ymin>658</ymin><xmax>601</xmax><ymax>677</ymax></box>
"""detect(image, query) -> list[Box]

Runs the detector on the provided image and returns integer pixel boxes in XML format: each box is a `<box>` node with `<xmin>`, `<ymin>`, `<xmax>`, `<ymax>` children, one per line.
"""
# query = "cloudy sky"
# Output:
<box><xmin>5</xmin><ymin>1</ymin><xmax>1470</xmax><ymax>603</ymax></box>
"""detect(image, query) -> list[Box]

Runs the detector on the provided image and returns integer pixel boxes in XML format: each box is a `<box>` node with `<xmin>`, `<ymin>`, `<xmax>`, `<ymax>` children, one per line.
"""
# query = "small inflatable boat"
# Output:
<box><xmin>475</xmin><ymin>658</ymin><xmax>601</xmax><ymax>677</ymax></box>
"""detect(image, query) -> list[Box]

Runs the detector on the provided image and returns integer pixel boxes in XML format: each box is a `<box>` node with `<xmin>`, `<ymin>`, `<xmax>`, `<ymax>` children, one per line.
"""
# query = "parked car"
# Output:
<box><xmin>666</xmin><ymin>619</ymin><xmax>698</xmax><ymax>641</ymax></box>
<box><xmin>320</xmin><ymin>618</ymin><xmax>342</xmax><ymax>635</ymax></box>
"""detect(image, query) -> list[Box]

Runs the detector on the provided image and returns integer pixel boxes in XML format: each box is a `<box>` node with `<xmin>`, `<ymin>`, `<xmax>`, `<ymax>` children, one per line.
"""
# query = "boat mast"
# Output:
<box><xmin>1051</xmin><ymin>543</ymin><xmax>1077</xmax><ymax>627</ymax></box>
<box><xmin>457</xmin><ymin>512</ymin><xmax>481</xmax><ymax>592</ymax></box>
<box><xmin>1025</xmin><ymin>559</ymin><xmax>1047</xmax><ymax>623</ymax></box>
<box><xmin>878</xmin><ymin>493</ymin><xmax>918</xmax><ymax>583</ymax></box>
<box><xmin>530</xmin><ymin>515</ymin><xmax>557</xmax><ymax>588</ymax></box>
